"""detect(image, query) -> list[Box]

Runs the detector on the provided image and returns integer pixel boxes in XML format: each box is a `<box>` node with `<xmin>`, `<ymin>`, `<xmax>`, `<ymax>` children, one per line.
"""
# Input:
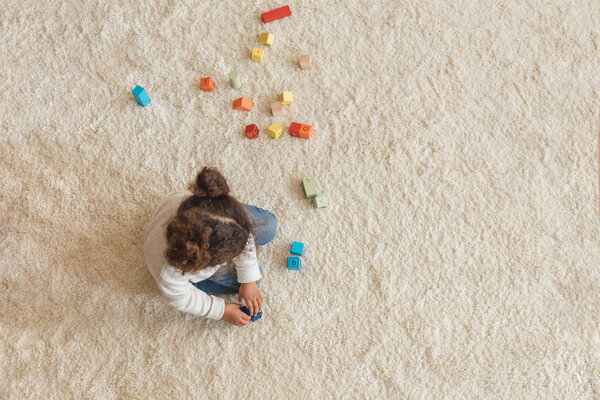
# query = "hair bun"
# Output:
<box><xmin>189</xmin><ymin>167</ymin><xmax>230</xmax><ymax>198</ymax></box>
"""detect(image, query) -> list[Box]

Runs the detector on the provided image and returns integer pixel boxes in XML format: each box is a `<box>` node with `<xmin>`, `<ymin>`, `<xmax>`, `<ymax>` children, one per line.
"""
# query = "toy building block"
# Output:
<box><xmin>267</xmin><ymin>123</ymin><xmax>283</xmax><ymax>139</ymax></box>
<box><xmin>290</xmin><ymin>241</ymin><xmax>304</xmax><ymax>256</ymax></box>
<box><xmin>312</xmin><ymin>194</ymin><xmax>328</xmax><ymax>209</ymax></box>
<box><xmin>252</xmin><ymin>47</ymin><xmax>264</xmax><ymax>62</ymax></box>
<box><xmin>298</xmin><ymin>124</ymin><xmax>313</xmax><ymax>139</ymax></box>
<box><xmin>299</xmin><ymin>54</ymin><xmax>312</xmax><ymax>69</ymax></box>
<box><xmin>260</xmin><ymin>32</ymin><xmax>275</xmax><ymax>46</ymax></box>
<box><xmin>132</xmin><ymin>85</ymin><xmax>150</xmax><ymax>107</ymax></box>
<box><xmin>262</xmin><ymin>5</ymin><xmax>292</xmax><ymax>23</ymax></box>
<box><xmin>287</xmin><ymin>256</ymin><xmax>301</xmax><ymax>270</ymax></box>
<box><xmin>289</xmin><ymin>122</ymin><xmax>312</xmax><ymax>139</ymax></box>
<box><xmin>233</xmin><ymin>97</ymin><xmax>253</xmax><ymax>111</ymax></box>
<box><xmin>245</xmin><ymin>124</ymin><xmax>259</xmax><ymax>139</ymax></box>
<box><xmin>280</xmin><ymin>91</ymin><xmax>293</xmax><ymax>105</ymax></box>
<box><xmin>240</xmin><ymin>306</ymin><xmax>263</xmax><ymax>322</ymax></box>
<box><xmin>302</xmin><ymin>176</ymin><xmax>318</xmax><ymax>198</ymax></box>
<box><xmin>229</xmin><ymin>71</ymin><xmax>241</xmax><ymax>90</ymax></box>
<box><xmin>289</xmin><ymin>122</ymin><xmax>302</xmax><ymax>137</ymax></box>
<box><xmin>200</xmin><ymin>77</ymin><xmax>215</xmax><ymax>92</ymax></box>
<box><xmin>271</xmin><ymin>102</ymin><xmax>283</xmax><ymax>116</ymax></box>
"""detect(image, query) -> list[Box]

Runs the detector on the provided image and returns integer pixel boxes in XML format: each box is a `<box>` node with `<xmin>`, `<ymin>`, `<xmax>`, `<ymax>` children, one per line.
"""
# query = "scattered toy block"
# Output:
<box><xmin>229</xmin><ymin>71</ymin><xmax>241</xmax><ymax>90</ymax></box>
<box><xmin>280</xmin><ymin>91</ymin><xmax>293</xmax><ymax>105</ymax></box>
<box><xmin>245</xmin><ymin>124</ymin><xmax>259</xmax><ymax>139</ymax></box>
<box><xmin>240</xmin><ymin>306</ymin><xmax>263</xmax><ymax>322</ymax></box>
<box><xmin>291</xmin><ymin>241</ymin><xmax>304</xmax><ymax>256</ymax></box>
<box><xmin>287</xmin><ymin>256</ymin><xmax>301</xmax><ymax>270</ymax></box>
<box><xmin>302</xmin><ymin>176</ymin><xmax>317</xmax><ymax>198</ymax></box>
<box><xmin>289</xmin><ymin>122</ymin><xmax>312</xmax><ymax>139</ymax></box>
<box><xmin>132</xmin><ymin>85</ymin><xmax>150</xmax><ymax>107</ymax></box>
<box><xmin>312</xmin><ymin>194</ymin><xmax>328</xmax><ymax>209</ymax></box>
<box><xmin>271</xmin><ymin>102</ymin><xmax>283</xmax><ymax>116</ymax></box>
<box><xmin>252</xmin><ymin>47</ymin><xmax>264</xmax><ymax>62</ymax></box>
<box><xmin>233</xmin><ymin>97</ymin><xmax>253</xmax><ymax>111</ymax></box>
<box><xmin>298</xmin><ymin>124</ymin><xmax>313</xmax><ymax>139</ymax></box>
<box><xmin>262</xmin><ymin>5</ymin><xmax>292</xmax><ymax>23</ymax></box>
<box><xmin>289</xmin><ymin>122</ymin><xmax>302</xmax><ymax>137</ymax></box>
<box><xmin>267</xmin><ymin>123</ymin><xmax>283</xmax><ymax>139</ymax></box>
<box><xmin>200</xmin><ymin>77</ymin><xmax>215</xmax><ymax>92</ymax></box>
<box><xmin>260</xmin><ymin>32</ymin><xmax>275</xmax><ymax>46</ymax></box>
<box><xmin>300</xmin><ymin>54</ymin><xmax>312</xmax><ymax>69</ymax></box>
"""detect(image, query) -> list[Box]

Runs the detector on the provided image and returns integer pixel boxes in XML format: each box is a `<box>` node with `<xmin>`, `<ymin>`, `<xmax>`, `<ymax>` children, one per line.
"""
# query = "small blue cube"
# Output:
<box><xmin>132</xmin><ymin>85</ymin><xmax>150</xmax><ymax>107</ymax></box>
<box><xmin>240</xmin><ymin>306</ymin><xmax>262</xmax><ymax>322</ymax></box>
<box><xmin>288</xmin><ymin>256</ymin><xmax>301</xmax><ymax>270</ymax></box>
<box><xmin>290</xmin><ymin>241</ymin><xmax>304</xmax><ymax>256</ymax></box>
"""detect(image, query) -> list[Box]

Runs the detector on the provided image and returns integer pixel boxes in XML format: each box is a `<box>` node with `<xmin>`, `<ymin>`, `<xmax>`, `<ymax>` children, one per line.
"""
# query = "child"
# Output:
<box><xmin>144</xmin><ymin>167</ymin><xmax>276</xmax><ymax>326</ymax></box>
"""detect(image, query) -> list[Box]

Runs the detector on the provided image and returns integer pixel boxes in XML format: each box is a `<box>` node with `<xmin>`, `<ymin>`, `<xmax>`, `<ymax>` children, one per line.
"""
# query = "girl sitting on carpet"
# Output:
<box><xmin>143</xmin><ymin>167</ymin><xmax>276</xmax><ymax>326</ymax></box>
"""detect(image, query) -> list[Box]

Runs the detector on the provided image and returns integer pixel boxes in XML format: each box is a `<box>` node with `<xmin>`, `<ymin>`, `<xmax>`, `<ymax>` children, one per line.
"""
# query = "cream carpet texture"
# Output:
<box><xmin>1</xmin><ymin>0</ymin><xmax>600</xmax><ymax>398</ymax></box>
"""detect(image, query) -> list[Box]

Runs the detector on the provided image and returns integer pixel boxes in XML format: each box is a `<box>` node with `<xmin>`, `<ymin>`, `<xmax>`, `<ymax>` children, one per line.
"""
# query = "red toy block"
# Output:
<box><xmin>261</xmin><ymin>5</ymin><xmax>291</xmax><ymax>23</ymax></box>
<box><xmin>200</xmin><ymin>77</ymin><xmax>214</xmax><ymax>92</ymax></box>
<box><xmin>289</xmin><ymin>122</ymin><xmax>302</xmax><ymax>137</ymax></box>
<box><xmin>245</xmin><ymin>124</ymin><xmax>259</xmax><ymax>139</ymax></box>
<box><xmin>298</xmin><ymin>124</ymin><xmax>312</xmax><ymax>139</ymax></box>
<box><xmin>233</xmin><ymin>97</ymin><xmax>253</xmax><ymax>111</ymax></box>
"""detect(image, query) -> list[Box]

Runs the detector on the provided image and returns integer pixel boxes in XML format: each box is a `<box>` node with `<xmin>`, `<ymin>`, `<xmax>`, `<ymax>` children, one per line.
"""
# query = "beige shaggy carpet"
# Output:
<box><xmin>1</xmin><ymin>0</ymin><xmax>600</xmax><ymax>398</ymax></box>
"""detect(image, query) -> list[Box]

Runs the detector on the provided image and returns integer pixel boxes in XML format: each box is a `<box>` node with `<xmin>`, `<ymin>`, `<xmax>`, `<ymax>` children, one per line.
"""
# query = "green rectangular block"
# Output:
<box><xmin>229</xmin><ymin>70</ymin><xmax>241</xmax><ymax>90</ymax></box>
<box><xmin>302</xmin><ymin>176</ymin><xmax>317</xmax><ymax>199</ymax></box>
<box><xmin>312</xmin><ymin>194</ymin><xmax>328</xmax><ymax>208</ymax></box>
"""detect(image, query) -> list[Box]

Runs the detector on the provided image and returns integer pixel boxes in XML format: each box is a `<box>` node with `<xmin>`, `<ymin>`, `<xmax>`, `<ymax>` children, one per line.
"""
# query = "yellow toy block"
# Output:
<box><xmin>252</xmin><ymin>47</ymin><xmax>264</xmax><ymax>62</ymax></box>
<box><xmin>259</xmin><ymin>32</ymin><xmax>275</xmax><ymax>46</ymax></box>
<box><xmin>280</xmin><ymin>91</ymin><xmax>293</xmax><ymax>105</ymax></box>
<box><xmin>267</xmin><ymin>123</ymin><xmax>283</xmax><ymax>139</ymax></box>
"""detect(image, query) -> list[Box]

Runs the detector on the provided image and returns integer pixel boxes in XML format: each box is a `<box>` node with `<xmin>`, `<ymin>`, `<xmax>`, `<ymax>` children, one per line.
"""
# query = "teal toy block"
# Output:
<box><xmin>312</xmin><ymin>194</ymin><xmax>328</xmax><ymax>209</ymax></box>
<box><xmin>132</xmin><ymin>85</ymin><xmax>150</xmax><ymax>107</ymax></box>
<box><xmin>288</xmin><ymin>256</ymin><xmax>300</xmax><ymax>270</ymax></box>
<box><xmin>302</xmin><ymin>176</ymin><xmax>317</xmax><ymax>199</ymax></box>
<box><xmin>290</xmin><ymin>241</ymin><xmax>304</xmax><ymax>256</ymax></box>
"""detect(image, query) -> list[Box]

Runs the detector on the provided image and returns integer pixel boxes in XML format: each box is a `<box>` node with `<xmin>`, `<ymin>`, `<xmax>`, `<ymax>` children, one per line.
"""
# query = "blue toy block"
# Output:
<box><xmin>290</xmin><ymin>241</ymin><xmax>304</xmax><ymax>256</ymax></box>
<box><xmin>288</xmin><ymin>256</ymin><xmax>301</xmax><ymax>270</ymax></box>
<box><xmin>132</xmin><ymin>85</ymin><xmax>150</xmax><ymax>107</ymax></box>
<box><xmin>240</xmin><ymin>306</ymin><xmax>262</xmax><ymax>322</ymax></box>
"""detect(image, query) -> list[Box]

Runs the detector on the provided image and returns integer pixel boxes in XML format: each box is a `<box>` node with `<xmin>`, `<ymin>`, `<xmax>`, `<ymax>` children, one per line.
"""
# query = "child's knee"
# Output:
<box><xmin>256</xmin><ymin>212</ymin><xmax>277</xmax><ymax>245</ymax></box>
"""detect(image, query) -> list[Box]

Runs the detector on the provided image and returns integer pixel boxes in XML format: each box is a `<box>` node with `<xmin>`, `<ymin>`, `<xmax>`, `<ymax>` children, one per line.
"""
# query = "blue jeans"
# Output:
<box><xmin>192</xmin><ymin>204</ymin><xmax>276</xmax><ymax>294</ymax></box>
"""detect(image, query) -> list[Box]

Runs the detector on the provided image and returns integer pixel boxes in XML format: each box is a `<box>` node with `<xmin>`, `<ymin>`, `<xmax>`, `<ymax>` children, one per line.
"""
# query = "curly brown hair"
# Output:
<box><xmin>164</xmin><ymin>167</ymin><xmax>254</xmax><ymax>274</ymax></box>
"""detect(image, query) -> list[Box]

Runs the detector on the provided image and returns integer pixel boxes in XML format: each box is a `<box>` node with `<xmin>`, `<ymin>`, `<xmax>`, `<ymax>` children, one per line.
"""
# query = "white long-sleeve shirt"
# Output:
<box><xmin>143</xmin><ymin>191</ymin><xmax>261</xmax><ymax>320</ymax></box>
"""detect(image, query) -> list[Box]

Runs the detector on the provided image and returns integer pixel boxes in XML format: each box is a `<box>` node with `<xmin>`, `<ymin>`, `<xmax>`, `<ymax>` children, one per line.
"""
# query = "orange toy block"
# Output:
<box><xmin>200</xmin><ymin>77</ymin><xmax>215</xmax><ymax>92</ymax></box>
<box><xmin>289</xmin><ymin>122</ymin><xmax>312</xmax><ymax>139</ymax></box>
<box><xmin>232</xmin><ymin>97</ymin><xmax>253</xmax><ymax>111</ymax></box>
<box><xmin>298</xmin><ymin>124</ymin><xmax>312</xmax><ymax>139</ymax></box>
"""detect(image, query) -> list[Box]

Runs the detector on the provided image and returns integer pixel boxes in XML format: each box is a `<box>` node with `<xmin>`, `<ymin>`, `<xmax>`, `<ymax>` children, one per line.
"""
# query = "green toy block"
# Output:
<box><xmin>312</xmin><ymin>194</ymin><xmax>328</xmax><ymax>209</ymax></box>
<box><xmin>302</xmin><ymin>176</ymin><xmax>317</xmax><ymax>199</ymax></box>
<box><xmin>229</xmin><ymin>70</ymin><xmax>241</xmax><ymax>90</ymax></box>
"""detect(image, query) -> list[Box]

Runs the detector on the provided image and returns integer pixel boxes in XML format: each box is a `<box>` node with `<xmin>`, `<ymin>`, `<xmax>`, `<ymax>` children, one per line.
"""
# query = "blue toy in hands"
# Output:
<box><xmin>240</xmin><ymin>306</ymin><xmax>262</xmax><ymax>322</ymax></box>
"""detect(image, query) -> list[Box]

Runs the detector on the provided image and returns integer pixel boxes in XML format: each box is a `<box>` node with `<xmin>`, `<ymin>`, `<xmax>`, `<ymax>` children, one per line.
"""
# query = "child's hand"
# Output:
<box><xmin>238</xmin><ymin>282</ymin><xmax>263</xmax><ymax>317</ymax></box>
<box><xmin>222</xmin><ymin>303</ymin><xmax>251</xmax><ymax>327</ymax></box>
